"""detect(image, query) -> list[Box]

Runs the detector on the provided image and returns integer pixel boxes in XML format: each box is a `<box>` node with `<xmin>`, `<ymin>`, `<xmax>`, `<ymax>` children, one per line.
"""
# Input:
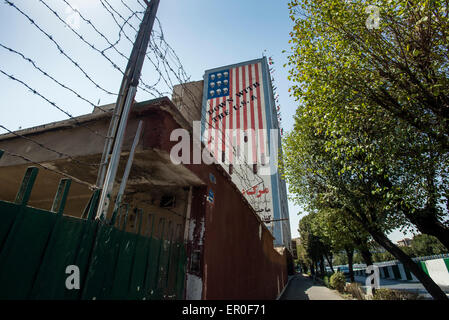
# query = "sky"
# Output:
<box><xmin>0</xmin><ymin>0</ymin><xmax>412</xmax><ymax>242</ymax></box>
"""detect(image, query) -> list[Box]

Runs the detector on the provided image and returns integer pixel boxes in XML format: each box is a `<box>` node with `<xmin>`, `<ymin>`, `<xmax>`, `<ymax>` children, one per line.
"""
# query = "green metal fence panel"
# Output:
<box><xmin>50</xmin><ymin>179</ymin><xmax>71</xmax><ymax>215</ymax></box>
<box><xmin>0</xmin><ymin>206</ymin><xmax>56</xmax><ymax>299</ymax></box>
<box><xmin>109</xmin><ymin>231</ymin><xmax>137</xmax><ymax>299</ymax></box>
<box><xmin>444</xmin><ymin>258</ymin><xmax>449</xmax><ymax>273</ymax></box>
<box><xmin>175</xmin><ymin>242</ymin><xmax>186</xmax><ymax>299</ymax></box>
<box><xmin>81</xmin><ymin>224</ymin><xmax>122</xmax><ymax>300</ymax></box>
<box><xmin>128</xmin><ymin>234</ymin><xmax>150</xmax><ymax>300</ymax></box>
<box><xmin>0</xmin><ymin>201</ymin><xmax>19</xmax><ymax>248</ymax></box>
<box><xmin>0</xmin><ymin>169</ymin><xmax>187</xmax><ymax>300</ymax></box>
<box><xmin>14</xmin><ymin>167</ymin><xmax>38</xmax><ymax>206</ymax></box>
<box><xmin>29</xmin><ymin>215</ymin><xmax>85</xmax><ymax>299</ymax></box>
<box><xmin>420</xmin><ymin>261</ymin><xmax>429</xmax><ymax>275</ymax></box>
<box><xmin>147</xmin><ymin>237</ymin><xmax>164</xmax><ymax>299</ymax></box>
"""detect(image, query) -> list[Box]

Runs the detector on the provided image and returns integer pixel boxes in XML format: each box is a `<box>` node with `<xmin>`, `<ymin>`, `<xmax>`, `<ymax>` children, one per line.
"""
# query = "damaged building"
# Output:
<box><xmin>0</xmin><ymin>58</ymin><xmax>292</xmax><ymax>298</ymax></box>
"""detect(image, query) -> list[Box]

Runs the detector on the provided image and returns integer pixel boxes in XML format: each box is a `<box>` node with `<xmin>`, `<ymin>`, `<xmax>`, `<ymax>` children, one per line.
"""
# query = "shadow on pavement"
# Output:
<box><xmin>279</xmin><ymin>274</ymin><xmax>317</xmax><ymax>300</ymax></box>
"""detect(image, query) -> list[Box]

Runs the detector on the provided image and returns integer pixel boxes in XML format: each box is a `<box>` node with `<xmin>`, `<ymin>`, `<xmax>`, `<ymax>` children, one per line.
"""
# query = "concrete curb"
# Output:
<box><xmin>276</xmin><ymin>274</ymin><xmax>296</xmax><ymax>300</ymax></box>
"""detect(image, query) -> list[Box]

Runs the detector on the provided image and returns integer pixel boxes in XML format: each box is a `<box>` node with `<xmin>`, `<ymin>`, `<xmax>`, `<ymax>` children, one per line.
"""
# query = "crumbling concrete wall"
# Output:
<box><xmin>172</xmin><ymin>81</ymin><xmax>204</xmax><ymax>126</ymax></box>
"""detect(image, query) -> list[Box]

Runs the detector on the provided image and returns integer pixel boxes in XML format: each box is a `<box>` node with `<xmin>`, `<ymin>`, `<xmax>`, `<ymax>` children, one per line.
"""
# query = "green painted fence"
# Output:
<box><xmin>0</xmin><ymin>165</ymin><xmax>186</xmax><ymax>300</ymax></box>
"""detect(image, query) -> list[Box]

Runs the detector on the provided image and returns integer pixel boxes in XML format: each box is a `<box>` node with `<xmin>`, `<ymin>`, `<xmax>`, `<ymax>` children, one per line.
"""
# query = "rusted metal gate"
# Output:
<box><xmin>0</xmin><ymin>165</ymin><xmax>186</xmax><ymax>300</ymax></box>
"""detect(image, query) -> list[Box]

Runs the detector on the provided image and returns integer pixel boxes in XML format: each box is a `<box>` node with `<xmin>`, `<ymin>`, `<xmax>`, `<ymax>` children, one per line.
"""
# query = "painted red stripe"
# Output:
<box><xmin>207</xmin><ymin>93</ymin><xmax>214</xmax><ymax>154</ymax></box>
<box><xmin>221</xmin><ymin>94</ymin><xmax>226</xmax><ymax>157</ymax></box>
<box><xmin>255</xmin><ymin>63</ymin><xmax>265</xmax><ymax>156</ymax></box>
<box><xmin>249</xmin><ymin>64</ymin><xmax>257</xmax><ymax>163</ymax></box>
<box><xmin>228</xmin><ymin>68</ymin><xmax>233</xmax><ymax>164</ymax></box>
<box><xmin>235</xmin><ymin>67</ymin><xmax>241</xmax><ymax>148</ymax></box>
<box><xmin>214</xmin><ymin>96</ymin><xmax>220</xmax><ymax>161</ymax></box>
<box><xmin>242</xmin><ymin>66</ymin><xmax>248</xmax><ymax>133</ymax></box>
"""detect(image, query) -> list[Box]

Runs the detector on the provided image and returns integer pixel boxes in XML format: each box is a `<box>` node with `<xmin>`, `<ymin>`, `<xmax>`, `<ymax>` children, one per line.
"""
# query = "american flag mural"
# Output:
<box><xmin>202</xmin><ymin>61</ymin><xmax>268</xmax><ymax>166</ymax></box>
<box><xmin>201</xmin><ymin>58</ymin><xmax>291</xmax><ymax>248</ymax></box>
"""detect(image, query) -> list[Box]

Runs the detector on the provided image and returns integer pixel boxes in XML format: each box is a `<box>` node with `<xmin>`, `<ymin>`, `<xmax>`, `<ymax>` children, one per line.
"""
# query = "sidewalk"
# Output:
<box><xmin>280</xmin><ymin>274</ymin><xmax>344</xmax><ymax>300</ymax></box>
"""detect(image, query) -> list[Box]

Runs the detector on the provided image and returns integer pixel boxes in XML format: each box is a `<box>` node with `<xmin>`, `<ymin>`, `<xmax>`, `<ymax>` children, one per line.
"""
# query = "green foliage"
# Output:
<box><xmin>410</xmin><ymin>234</ymin><xmax>448</xmax><ymax>257</ymax></box>
<box><xmin>298</xmin><ymin>213</ymin><xmax>333</xmax><ymax>273</ymax></box>
<box><xmin>372</xmin><ymin>288</ymin><xmax>422</xmax><ymax>300</ymax></box>
<box><xmin>322</xmin><ymin>271</ymin><xmax>334</xmax><ymax>287</ymax></box>
<box><xmin>370</xmin><ymin>234</ymin><xmax>448</xmax><ymax>262</ymax></box>
<box><xmin>372</xmin><ymin>251</ymin><xmax>396</xmax><ymax>263</ymax></box>
<box><xmin>333</xmin><ymin>251</ymin><xmax>347</xmax><ymax>266</ymax></box>
<box><xmin>329</xmin><ymin>272</ymin><xmax>346</xmax><ymax>293</ymax></box>
<box><xmin>323</xmin><ymin>275</ymin><xmax>330</xmax><ymax>288</ymax></box>
<box><xmin>284</xmin><ymin>0</ymin><xmax>449</xmax><ymax>244</ymax></box>
<box><xmin>352</xmin><ymin>252</ymin><xmax>364</xmax><ymax>264</ymax></box>
<box><xmin>344</xmin><ymin>282</ymin><xmax>365</xmax><ymax>300</ymax></box>
<box><xmin>283</xmin><ymin>0</ymin><xmax>449</xmax><ymax>300</ymax></box>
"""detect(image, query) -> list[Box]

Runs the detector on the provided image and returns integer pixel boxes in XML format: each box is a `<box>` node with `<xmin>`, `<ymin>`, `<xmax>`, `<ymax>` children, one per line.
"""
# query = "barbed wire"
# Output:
<box><xmin>140</xmin><ymin>61</ymin><xmax>267</xmax><ymax>204</ymax></box>
<box><xmin>1</xmin><ymin>0</ymin><xmax>271</xmax><ymax>212</ymax></box>
<box><xmin>37</xmin><ymin>0</ymin><xmax>132</xmax><ymax>77</ymax></box>
<box><xmin>39</xmin><ymin>0</ymin><xmax>164</xmax><ymax>100</ymax></box>
<box><xmin>0</xmin><ymin>68</ymin><xmax>105</xmax><ymax>138</ymax></box>
<box><xmin>60</xmin><ymin>0</ymin><xmax>129</xmax><ymax>61</ymax></box>
<box><xmin>91</xmin><ymin>1</ymin><xmax>270</xmax><ymax>207</ymax></box>
<box><xmin>0</xmin><ymin>43</ymin><xmax>103</xmax><ymax>112</ymax></box>
<box><xmin>4</xmin><ymin>0</ymin><xmax>118</xmax><ymax>96</ymax></box>
<box><xmin>47</xmin><ymin>0</ymin><xmax>165</xmax><ymax>98</ymax></box>
<box><xmin>136</xmin><ymin>0</ymin><xmax>147</xmax><ymax>10</ymax></box>
<box><xmin>98</xmin><ymin>0</ymin><xmax>166</xmax><ymax>94</ymax></box>
<box><xmin>59</xmin><ymin>0</ymin><xmax>162</xmax><ymax>98</ymax></box>
<box><xmin>140</xmin><ymin>12</ymin><xmax>272</xmax><ymax>207</ymax></box>
<box><xmin>0</xmin><ymin>124</ymin><xmax>99</xmax><ymax>168</ymax></box>
<box><xmin>1</xmin><ymin>149</ymin><xmax>97</xmax><ymax>189</ymax></box>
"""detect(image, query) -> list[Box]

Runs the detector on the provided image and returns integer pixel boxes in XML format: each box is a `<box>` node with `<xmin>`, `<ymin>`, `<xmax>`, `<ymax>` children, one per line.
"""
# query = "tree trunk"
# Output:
<box><xmin>310</xmin><ymin>262</ymin><xmax>315</xmax><ymax>276</ymax></box>
<box><xmin>377</xmin><ymin>175</ymin><xmax>449</xmax><ymax>250</ymax></box>
<box><xmin>345</xmin><ymin>246</ymin><xmax>355</xmax><ymax>282</ymax></box>
<box><xmin>360</xmin><ymin>247</ymin><xmax>373</xmax><ymax>267</ymax></box>
<box><xmin>407</xmin><ymin>211</ymin><xmax>449</xmax><ymax>251</ymax></box>
<box><xmin>370</xmin><ymin>228</ymin><xmax>448</xmax><ymax>300</ymax></box>
<box><xmin>319</xmin><ymin>256</ymin><xmax>325</xmax><ymax>276</ymax></box>
<box><xmin>324</xmin><ymin>253</ymin><xmax>334</xmax><ymax>273</ymax></box>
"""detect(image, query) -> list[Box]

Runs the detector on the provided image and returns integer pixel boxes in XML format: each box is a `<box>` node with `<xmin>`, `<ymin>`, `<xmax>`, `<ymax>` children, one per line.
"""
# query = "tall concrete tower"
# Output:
<box><xmin>200</xmin><ymin>57</ymin><xmax>291</xmax><ymax>250</ymax></box>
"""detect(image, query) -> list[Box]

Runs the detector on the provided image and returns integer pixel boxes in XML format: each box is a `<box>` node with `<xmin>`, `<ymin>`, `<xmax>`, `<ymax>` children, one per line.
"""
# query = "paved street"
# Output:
<box><xmin>353</xmin><ymin>275</ymin><xmax>449</xmax><ymax>299</ymax></box>
<box><xmin>280</xmin><ymin>274</ymin><xmax>344</xmax><ymax>300</ymax></box>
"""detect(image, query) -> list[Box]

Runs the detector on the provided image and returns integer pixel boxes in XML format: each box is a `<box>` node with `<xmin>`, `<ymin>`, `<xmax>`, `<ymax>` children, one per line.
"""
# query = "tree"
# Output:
<box><xmin>296</xmin><ymin>240</ymin><xmax>311</xmax><ymax>273</ymax></box>
<box><xmin>298</xmin><ymin>213</ymin><xmax>333</xmax><ymax>276</ymax></box>
<box><xmin>283</xmin><ymin>114</ymin><xmax>448</xmax><ymax>299</ymax></box>
<box><xmin>411</xmin><ymin>234</ymin><xmax>448</xmax><ymax>257</ymax></box>
<box><xmin>283</xmin><ymin>102</ymin><xmax>448</xmax><ymax>299</ymax></box>
<box><xmin>285</xmin><ymin>0</ymin><xmax>449</xmax><ymax>250</ymax></box>
<box><xmin>283</xmin><ymin>0</ymin><xmax>449</xmax><ymax>300</ymax></box>
<box><xmin>314</xmin><ymin>208</ymin><xmax>373</xmax><ymax>282</ymax></box>
<box><xmin>333</xmin><ymin>251</ymin><xmax>347</xmax><ymax>266</ymax></box>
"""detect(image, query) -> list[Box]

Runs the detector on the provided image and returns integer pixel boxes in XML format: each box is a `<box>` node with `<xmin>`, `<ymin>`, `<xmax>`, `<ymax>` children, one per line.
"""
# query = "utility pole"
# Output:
<box><xmin>95</xmin><ymin>0</ymin><xmax>160</xmax><ymax>220</ymax></box>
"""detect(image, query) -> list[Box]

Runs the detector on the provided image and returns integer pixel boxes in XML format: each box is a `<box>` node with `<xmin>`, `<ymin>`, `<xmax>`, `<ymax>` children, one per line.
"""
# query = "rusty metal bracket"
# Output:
<box><xmin>51</xmin><ymin>178</ymin><xmax>71</xmax><ymax>215</ymax></box>
<box><xmin>14</xmin><ymin>167</ymin><xmax>39</xmax><ymax>206</ymax></box>
<box><xmin>81</xmin><ymin>189</ymin><xmax>101</xmax><ymax>221</ymax></box>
